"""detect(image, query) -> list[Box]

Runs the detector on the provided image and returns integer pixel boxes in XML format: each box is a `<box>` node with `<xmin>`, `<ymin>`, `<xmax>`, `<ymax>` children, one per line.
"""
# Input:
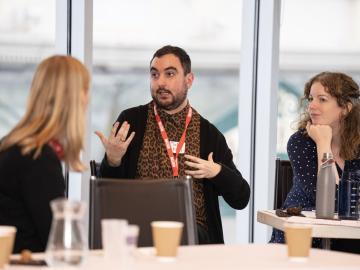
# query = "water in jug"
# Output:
<box><xmin>45</xmin><ymin>198</ymin><xmax>87</xmax><ymax>267</ymax></box>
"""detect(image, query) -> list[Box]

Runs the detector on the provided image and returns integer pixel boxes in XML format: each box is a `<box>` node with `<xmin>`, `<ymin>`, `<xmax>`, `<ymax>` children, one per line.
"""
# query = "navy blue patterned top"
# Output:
<box><xmin>270</xmin><ymin>130</ymin><xmax>320</xmax><ymax>244</ymax></box>
<box><xmin>270</xmin><ymin>130</ymin><xmax>360</xmax><ymax>252</ymax></box>
<box><xmin>283</xmin><ymin>130</ymin><xmax>318</xmax><ymax>209</ymax></box>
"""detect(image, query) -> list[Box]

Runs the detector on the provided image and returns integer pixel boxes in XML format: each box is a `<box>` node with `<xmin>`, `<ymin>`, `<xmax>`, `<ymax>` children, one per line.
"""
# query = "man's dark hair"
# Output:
<box><xmin>150</xmin><ymin>45</ymin><xmax>191</xmax><ymax>74</ymax></box>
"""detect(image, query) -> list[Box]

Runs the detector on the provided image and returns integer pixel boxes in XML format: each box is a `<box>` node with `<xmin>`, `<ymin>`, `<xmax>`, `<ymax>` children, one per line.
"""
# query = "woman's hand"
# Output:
<box><xmin>306</xmin><ymin>122</ymin><xmax>332</xmax><ymax>149</ymax></box>
<box><xmin>184</xmin><ymin>152</ymin><xmax>221</xmax><ymax>179</ymax></box>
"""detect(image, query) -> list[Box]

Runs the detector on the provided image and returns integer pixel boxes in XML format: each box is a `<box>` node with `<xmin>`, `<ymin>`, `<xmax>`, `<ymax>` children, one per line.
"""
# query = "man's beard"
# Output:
<box><xmin>152</xmin><ymin>87</ymin><xmax>188</xmax><ymax>111</ymax></box>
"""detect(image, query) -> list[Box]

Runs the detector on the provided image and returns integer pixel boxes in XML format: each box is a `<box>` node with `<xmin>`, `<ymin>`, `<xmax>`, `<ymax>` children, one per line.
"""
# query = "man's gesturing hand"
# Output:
<box><xmin>184</xmin><ymin>152</ymin><xmax>221</xmax><ymax>179</ymax></box>
<box><xmin>95</xmin><ymin>121</ymin><xmax>135</xmax><ymax>167</ymax></box>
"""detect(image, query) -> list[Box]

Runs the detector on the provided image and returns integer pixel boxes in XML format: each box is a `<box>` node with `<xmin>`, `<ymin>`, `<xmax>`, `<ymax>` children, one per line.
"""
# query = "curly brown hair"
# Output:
<box><xmin>298</xmin><ymin>72</ymin><xmax>360</xmax><ymax>160</ymax></box>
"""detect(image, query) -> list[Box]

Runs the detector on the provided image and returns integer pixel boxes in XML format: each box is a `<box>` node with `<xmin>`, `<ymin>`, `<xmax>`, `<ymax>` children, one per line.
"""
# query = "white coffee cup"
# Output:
<box><xmin>101</xmin><ymin>219</ymin><xmax>128</xmax><ymax>261</ymax></box>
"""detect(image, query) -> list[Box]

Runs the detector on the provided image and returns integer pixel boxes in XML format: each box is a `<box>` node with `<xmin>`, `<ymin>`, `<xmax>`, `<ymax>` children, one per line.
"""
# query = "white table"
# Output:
<box><xmin>257</xmin><ymin>210</ymin><xmax>360</xmax><ymax>249</ymax></box>
<box><xmin>9</xmin><ymin>244</ymin><xmax>360</xmax><ymax>270</ymax></box>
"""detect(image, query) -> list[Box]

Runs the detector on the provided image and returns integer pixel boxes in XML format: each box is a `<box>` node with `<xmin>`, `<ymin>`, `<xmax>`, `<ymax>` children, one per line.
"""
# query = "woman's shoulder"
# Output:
<box><xmin>0</xmin><ymin>145</ymin><xmax>30</xmax><ymax>179</ymax></box>
<box><xmin>0</xmin><ymin>144</ymin><xmax>23</xmax><ymax>163</ymax></box>
<box><xmin>0</xmin><ymin>143</ymin><xmax>59</xmax><ymax>166</ymax></box>
<box><xmin>287</xmin><ymin>129</ymin><xmax>316</xmax><ymax>154</ymax></box>
<box><xmin>288</xmin><ymin>129</ymin><xmax>314</xmax><ymax>146</ymax></box>
<box><xmin>0</xmin><ymin>143</ymin><xmax>64</xmax><ymax>194</ymax></box>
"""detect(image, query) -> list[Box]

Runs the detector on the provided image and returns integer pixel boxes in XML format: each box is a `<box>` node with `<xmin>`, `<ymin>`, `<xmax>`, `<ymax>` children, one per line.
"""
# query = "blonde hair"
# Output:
<box><xmin>0</xmin><ymin>55</ymin><xmax>90</xmax><ymax>171</ymax></box>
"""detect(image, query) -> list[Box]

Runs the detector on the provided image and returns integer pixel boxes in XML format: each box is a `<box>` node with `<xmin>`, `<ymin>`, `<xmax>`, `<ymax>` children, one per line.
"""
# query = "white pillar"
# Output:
<box><xmin>55</xmin><ymin>0</ymin><xmax>68</xmax><ymax>54</ymax></box>
<box><xmin>253</xmin><ymin>0</ymin><xmax>280</xmax><ymax>243</ymax></box>
<box><xmin>235</xmin><ymin>0</ymin><xmax>256</xmax><ymax>244</ymax></box>
<box><xmin>55</xmin><ymin>0</ymin><xmax>93</xmax><ymax>235</ymax></box>
<box><xmin>236</xmin><ymin>0</ymin><xmax>281</xmax><ymax>243</ymax></box>
<box><xmin>70</xmin><ymin>0</ymin><xmax>93</xmax><ymax>202</ymax></box>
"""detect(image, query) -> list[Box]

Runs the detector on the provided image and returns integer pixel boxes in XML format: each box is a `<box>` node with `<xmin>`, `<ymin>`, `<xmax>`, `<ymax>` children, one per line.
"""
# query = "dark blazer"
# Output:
<box><xmin>100</xmin><ymin>103</ymin><xmax>250</xmax><ymax>244</ymax></box>
<box><xmin>0</xmin><ymin>144</ymin><xmax>65</xmax><ymax>253</ymax></box>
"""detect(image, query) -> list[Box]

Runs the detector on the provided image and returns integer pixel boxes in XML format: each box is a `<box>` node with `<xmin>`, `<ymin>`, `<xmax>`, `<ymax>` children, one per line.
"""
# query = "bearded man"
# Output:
<box><xmin>96</xmin><ymin>45</ymin><xmax>250</xmax><ymax>244</ymax></box>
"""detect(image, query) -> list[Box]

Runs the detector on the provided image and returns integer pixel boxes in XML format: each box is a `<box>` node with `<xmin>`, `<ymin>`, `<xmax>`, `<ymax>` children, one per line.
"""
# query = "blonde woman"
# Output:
<box><xmin>0</xmin><ymin>55</ymin><xmax>90</xmax><ymax>253</ymax></box>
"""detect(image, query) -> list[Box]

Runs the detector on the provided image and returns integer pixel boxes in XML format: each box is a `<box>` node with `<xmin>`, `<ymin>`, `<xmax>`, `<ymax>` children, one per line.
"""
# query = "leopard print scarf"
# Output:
<box><xmin>136</xmin><ymin>102</ymin><xmax>207</xmax><ymax>230</ymax></box>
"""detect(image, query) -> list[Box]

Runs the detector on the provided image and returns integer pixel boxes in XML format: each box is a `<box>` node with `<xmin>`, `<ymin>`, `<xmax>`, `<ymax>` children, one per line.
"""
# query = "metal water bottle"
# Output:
<box><xmin>315</xmin><ymin>153</ymin><xmax>336</xmax><ymax>219</ymax></box>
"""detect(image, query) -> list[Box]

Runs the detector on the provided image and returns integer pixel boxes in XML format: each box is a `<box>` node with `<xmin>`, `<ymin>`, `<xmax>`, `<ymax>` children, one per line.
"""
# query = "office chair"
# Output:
<box><xmin>89</xmin><ymin>177</ymin><xmax>198</xmax><ymax>249</ymax></box>
<box><xmin>274</xmin><ymin>158</ymin><xmax>293</xmax><ymax>209</ymax></box>
<box><xmin>90</xmin><ymin>160</ymin><xmax>101</xmax><ymax>178</ymax></box>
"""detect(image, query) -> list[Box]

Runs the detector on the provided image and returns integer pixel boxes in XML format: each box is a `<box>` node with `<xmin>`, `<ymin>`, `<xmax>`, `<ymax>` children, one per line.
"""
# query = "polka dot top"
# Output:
<box><xmin>283</xmin><ymin>129</ymin><xmax>318</xmax><ymax>210</ymax></box>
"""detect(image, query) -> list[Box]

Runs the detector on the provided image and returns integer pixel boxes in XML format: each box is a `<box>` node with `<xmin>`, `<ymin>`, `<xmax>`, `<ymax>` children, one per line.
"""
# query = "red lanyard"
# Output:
<box><xmin>153</xmin><ymin>104</ymin><xmax>192</xmax><ymax>177</ymax></box>
<box><xmin>48</xmin><ymin>139</ymin><xmax>65</xmax><ymax>160</ymax></box>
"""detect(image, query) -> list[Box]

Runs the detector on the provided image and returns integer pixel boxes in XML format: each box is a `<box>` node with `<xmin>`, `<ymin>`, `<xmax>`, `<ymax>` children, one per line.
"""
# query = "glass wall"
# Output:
<box><xmin>0</xmin><ymin>0</ymin><xmax>56</xmax><ymax>137</ymax></box>
<box><xmin>3</xmin><ymin>0</ymin><xmax>357</xmax><ymax>244</ymax></box>
<box><xmin>277</xmin><ymin>0</ymin><xmax>360</xmax><ymax>159</ymax></box>
<box><xmin>92</xmin><ymin>0</ymin><xmax>243</xmax><ymax>243</ymax></box>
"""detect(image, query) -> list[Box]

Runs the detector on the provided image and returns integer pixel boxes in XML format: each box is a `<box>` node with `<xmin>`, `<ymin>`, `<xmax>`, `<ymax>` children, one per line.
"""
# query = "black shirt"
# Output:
<box><xmin>0</xmin><ymin>144</ymin><xmax>65</xmax><ymax>253</ymax></box>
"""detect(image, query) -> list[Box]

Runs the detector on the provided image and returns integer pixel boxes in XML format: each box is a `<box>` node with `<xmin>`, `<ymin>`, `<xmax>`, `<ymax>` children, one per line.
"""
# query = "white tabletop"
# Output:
<box><xmin>9</xmin><ymin>244</ymin><xmax>360</xmax><ymax>270</ymax></box>
<box><xmin>257</xmin><ymin>210</ymin><xmax>360</xmax><ymax>239</ymax></box>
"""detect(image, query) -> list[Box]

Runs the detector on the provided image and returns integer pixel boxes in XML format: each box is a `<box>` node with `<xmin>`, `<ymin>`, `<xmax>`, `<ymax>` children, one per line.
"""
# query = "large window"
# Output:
<box><xmin>277</xmin><ymin>0</ymin><xmax>360</xmax><ymax>159</ymax></box>
<box><xmin>92</xmin><ymin>0</ymin><xmax>243</xmax><ymax>243</ymax></box>
<box><xmin>0</xmin><ymin>0</ymin><xmax>55</xmax><ymax>137</ymax></box>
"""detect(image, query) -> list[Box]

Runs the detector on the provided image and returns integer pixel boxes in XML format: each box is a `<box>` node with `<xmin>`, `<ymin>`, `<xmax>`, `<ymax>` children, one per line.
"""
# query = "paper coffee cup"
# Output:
<box><xmin>151</xmin><ymin>221</ymin><xmax>183</xmax><ymax>260</ymax></box>
<box><xmin>284</xmin><ymin>223</ymin><xmax>312</xmax><ymax>262</ymax></box>
<box><xmin>0</xmin><ymin>226</ymin><xmax>16</xmax><ymax>268</ymax></box>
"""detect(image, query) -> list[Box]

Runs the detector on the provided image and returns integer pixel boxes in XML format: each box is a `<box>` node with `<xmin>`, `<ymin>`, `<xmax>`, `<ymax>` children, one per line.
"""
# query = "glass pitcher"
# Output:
<box><xmin>45</xmin><ymin>198</ymin><xmax>87</xmax><ymax>267</ymax></box>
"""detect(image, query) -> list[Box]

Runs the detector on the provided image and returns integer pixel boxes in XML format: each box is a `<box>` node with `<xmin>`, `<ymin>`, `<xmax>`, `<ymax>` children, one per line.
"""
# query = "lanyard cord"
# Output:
<box><xmin>153</xmin><ymin>104</ymin><xmax>192</xmax><ymax>177</ymax></box>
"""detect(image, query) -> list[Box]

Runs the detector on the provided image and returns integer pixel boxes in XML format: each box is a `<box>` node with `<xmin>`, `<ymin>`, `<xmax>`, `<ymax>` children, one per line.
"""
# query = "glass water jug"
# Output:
<box><xmin>45</xmin><ymin>198</ymin><xmax>87</xmax><ymax>267</ymax></box>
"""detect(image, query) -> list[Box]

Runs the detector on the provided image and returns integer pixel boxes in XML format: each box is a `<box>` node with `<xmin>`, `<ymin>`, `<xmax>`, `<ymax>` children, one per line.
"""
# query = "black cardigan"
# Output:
<box><xmin>100</xmin><ymin>103</ymin><xmax>250</xmax><ymax>243</ymax></box>
<box><xmin>0</xmin><ymin>144</ymin><xmax>65</xmax><ymax>253</ymax></box>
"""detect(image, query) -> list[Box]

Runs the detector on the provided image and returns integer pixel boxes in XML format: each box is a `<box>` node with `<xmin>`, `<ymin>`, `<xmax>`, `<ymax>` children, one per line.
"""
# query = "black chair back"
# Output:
<box><xmin>274</xmin><ymin>159</ymin><xmax>293</xmax><ymax>209</ymax></box>
<box><xmin>90</xmin><ymin>160</ymin><xmax>101</xmax><ymax>178</ymax></box>
<box><xmin>89</xmin><ymin>177</ymin><xmax>198</xmax><ymax>249</ymax></box>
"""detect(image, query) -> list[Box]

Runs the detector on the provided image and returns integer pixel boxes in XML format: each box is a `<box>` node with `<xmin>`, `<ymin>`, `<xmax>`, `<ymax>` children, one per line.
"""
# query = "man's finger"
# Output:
<box><xmin>94</xmin><ymin>131</ymin><xmax>107</xmax><ymax>146</ymax></box>
<box><xmin>123</xmin><ymin>131</ymin><xmax>135</xmax><ymax>146</ymax></box>
<box><xmin>185</xmin><ymin>170</ymin><xmax>197</xmax><ymax>178</ymax></box>
<box><xmin>208</xmin><ymin>152</ymin><xmax>214</xmax><ymax>162</ymax></box>
<box><xmin>123</xmin><ymin>122</ymin><xmax>130</xmax><ymax>138</ymax></box>
<box><xmin>116</xmin><ymin>121</ymin><xmax>128</xmax><ymax>139</ymax></box>
<box><xmin>185</xmin><ymin>169</ymin><xmax>203</xmax><ymax>176</ymax></box>
<box><xmin>185</xmin><ymin>161</ymin><xmax>202</xmax><ymax>169</ymax></box>
<box><xmin>185</xmin><ymin>154</ymin><xmax>202</xmax><ymax>163</ymax></box>
<box><xmin>111</xmin><ymin>122</ymin><xmax>120</xmax><ymax>137</ymax></box>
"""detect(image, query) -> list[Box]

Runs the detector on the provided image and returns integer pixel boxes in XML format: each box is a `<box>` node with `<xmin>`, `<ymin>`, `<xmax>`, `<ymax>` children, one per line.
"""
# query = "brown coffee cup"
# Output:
<box><xmin>151</xmin><ymin>221</ymin><xmax>183</xmax><ymax>261</ymax></box>
<box><xmin>0</xmin><ymin>226</ymin><xmax>16</xmax><ymax>268</ymax></box>
<box><xmin>284</xmin><ymin>223</ymin><xmax>312</xmax><ymax>261</ymax></box>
